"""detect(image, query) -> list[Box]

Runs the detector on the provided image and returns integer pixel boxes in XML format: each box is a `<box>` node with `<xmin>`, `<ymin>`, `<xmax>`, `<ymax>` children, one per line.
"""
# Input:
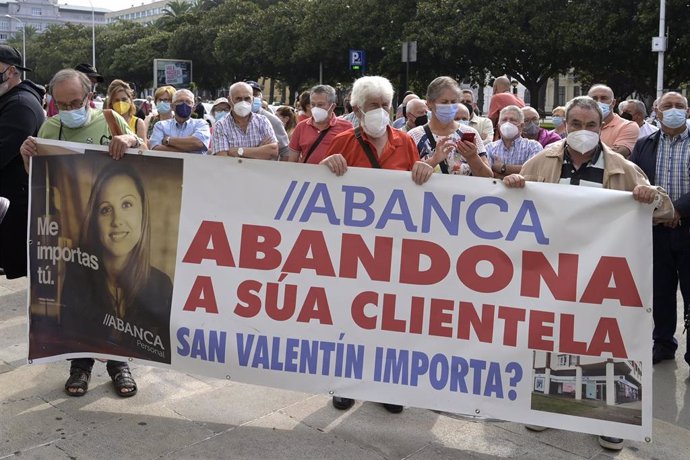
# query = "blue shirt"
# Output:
<box><xmin>655</xmin><ymin>127</ymin><xmax>690</xmax><ymax>202</ymax></box>
<box><xmin>486</xmin><ymin>137</ymin><xmax>542</xmax><ymax>166</ymax></box>
<box><xmin>149</xmin><ymin>117</ymin><xmax>211</xmax><ymax>154</ymax></box>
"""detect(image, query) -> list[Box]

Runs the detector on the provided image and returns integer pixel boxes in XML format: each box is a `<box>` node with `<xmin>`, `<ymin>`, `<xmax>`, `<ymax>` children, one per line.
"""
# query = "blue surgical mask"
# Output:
<box><xmin>214</xmin><ymin>111</ymin><xmax>228</xmax><ymax>122</ymax></box>
<box><xmin>175</xmin><ymin>103</ymin><xmax>192</xmax><ymax>119</ymax></box>
<box><xmin>59</xmin><ymin>106</ymin><xmax>88</xmax><ymax>128</ymax></box>
<box><xmin>661</xmin><ymin>108</ymin><xmax>688</xmax><ymax>129</ymax></box>
<box><xmin>552</xmin><ymin>116</ymin><xmax>563</xmax><ymax>128</ymax></box>
<box><xmin>434</xmin><ymin>103</ymin><xmax>459</xmax><ymax>124</ymax></box>
<box><xmin>157</xmin><ymin>101</ymin><xmax>171</xmax><ymax>114</ymax></box>
<box><xmin>252</xmin><ymin>97</ymin><xmax>262</xmax><ymax>113</ymax></box>
<box><xmin>598</xmin><ymin>101</ymin><xmax>611</xmax><ymax>119</ymax></box>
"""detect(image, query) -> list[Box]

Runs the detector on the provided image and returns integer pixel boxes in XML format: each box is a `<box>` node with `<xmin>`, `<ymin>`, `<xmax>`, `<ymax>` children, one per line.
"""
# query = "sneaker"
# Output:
<box><xmin>332</xmin><ymin>396</ymin><xmax>354</xmax><ymax>410</ymax></box>
<box><xmin>652</xmin><ymin>344</ymin><xmax>675</xmax><ymax>364</ymax></box>
<box><xmin>598</xmin><ymin>436</ymin><xmax>624</xmax><ymax>451</ymax></box>
<box><xmin>382</xmin><ymin>403</ymin><xmax>403</xmax><ymax>414</ymax></box>
<box><xmin>525</xmin><ymin>424</ymin><xmax>548</xmax><ymax>432</ymax></box>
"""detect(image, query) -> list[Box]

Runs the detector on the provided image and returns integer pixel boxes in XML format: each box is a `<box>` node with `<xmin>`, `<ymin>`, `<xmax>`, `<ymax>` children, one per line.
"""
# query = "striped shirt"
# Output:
<box><xmin>211</xmin><ymin>112</ymin><xmax>276</xmax><ymax>155</ymax></box>
<box><xmin>654</xmin><ymin>128</ymin><xmax>690</xmax><ymax>201</ymax></box>
<box><xmin>407</xmin><ymin>124</ymin><xmax>486</xmax><ymax>175</ymax></box>
<box><xmin>486</xmin><ymin>137</ymin><xmax>542</xmax><ymax>167</ymax></box>
<box><xmin>559</xmin><ymin>144</ymin><xmax>605</xmax><ymax>188</ymax></box>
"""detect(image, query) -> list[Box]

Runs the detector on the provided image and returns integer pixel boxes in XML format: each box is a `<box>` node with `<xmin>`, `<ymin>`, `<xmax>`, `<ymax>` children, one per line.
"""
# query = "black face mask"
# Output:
<box><xmin>414</xmin><ymin>114</ymin><xmax>428</xmax><ymax>127</ymax></box>
<box><xmin>620</xmin><ymin>112</ymin><xmax>634</xmax><ymax>121</ymax></box>
<box><xmin>462</xmin><ymin>103</ymin><xmax>474</xmax><ymax>118</ymax></box>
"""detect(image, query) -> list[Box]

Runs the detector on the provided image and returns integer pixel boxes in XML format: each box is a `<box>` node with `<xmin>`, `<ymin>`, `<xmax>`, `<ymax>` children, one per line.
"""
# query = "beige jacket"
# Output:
<box><xmin>520</xmin><ymin>139</ymin><xmax>675</xmax><ymax>223</ymax></box>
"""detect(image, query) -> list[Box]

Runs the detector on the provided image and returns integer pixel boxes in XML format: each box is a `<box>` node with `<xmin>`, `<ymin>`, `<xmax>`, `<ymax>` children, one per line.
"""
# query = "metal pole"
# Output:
<box><xmin>405</xmin><ymin>42</ymin><xmax>409</xmax><ymax>95</ymax></box>
<box><xmin>319</xmin><ymin>61</ymin><xmax>322</xmax><ymax>85</ymax></box>
<box><xmin>88</xmin><ymin>0</ymin><xmax>95</xmax><ymax>68</ymax></box>
<box><xmin>656</xmin><ymin>0</ymin><xmax>665</xmax><ymax>99</ymax></box>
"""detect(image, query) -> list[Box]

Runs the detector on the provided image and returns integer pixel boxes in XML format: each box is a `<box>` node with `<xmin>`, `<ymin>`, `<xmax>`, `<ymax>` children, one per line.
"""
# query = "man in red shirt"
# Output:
<box><xmin>287</xmin><ymin>85</ymin><xmax>352</xmax><ymax>164</ymax></box>
<box><xmin>488</xmin><ymin>76</ymin><xmax>525</xmax><ymax>134</ymax></box>
<box><xmin>320</xmin><ymin>76</ymin><xmax>433</xmax><ymax>185</ymax></box>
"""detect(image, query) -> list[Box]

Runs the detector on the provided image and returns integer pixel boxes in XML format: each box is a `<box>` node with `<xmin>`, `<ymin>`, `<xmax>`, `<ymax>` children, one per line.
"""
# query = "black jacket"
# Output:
<box><xmin>0</xmin><ymin>80</ymin><xmax>45</xmax><ymax>278</ymax></box>
<box><xmin>630</xmin><ymin>129</ymin><xmax>690</xmax><ymax>217</ymax></box>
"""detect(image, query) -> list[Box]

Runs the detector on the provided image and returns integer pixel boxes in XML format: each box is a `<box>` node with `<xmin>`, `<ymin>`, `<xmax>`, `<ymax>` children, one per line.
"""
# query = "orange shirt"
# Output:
<box><xmin>488</xmin><ymin>93</ymin><xmax>525</xmax><ymax>126</ymax></box>
<box><xmin>325</xmin><ymin>126</ymin><xmax>419</xmax><ymax>171</ymax></box>
<box><xmin>600</xmin><ymin>113</ymin><xmax>640</xmax><ymax>155</ymax></box>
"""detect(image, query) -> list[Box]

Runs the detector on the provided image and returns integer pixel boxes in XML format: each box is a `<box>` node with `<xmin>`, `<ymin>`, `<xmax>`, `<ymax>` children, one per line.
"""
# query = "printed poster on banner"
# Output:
<box><xmin>27</xmin><ymin>140</ymin><xmax>653</xmax><ymax>441</ymax></box>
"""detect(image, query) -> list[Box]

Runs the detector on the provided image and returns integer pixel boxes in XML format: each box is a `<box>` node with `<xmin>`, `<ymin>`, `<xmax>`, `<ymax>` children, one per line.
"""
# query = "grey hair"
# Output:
<box><xmin>350</xmin><ymin>76</ymin><xmax>394</xmax><ymax>109</ymax></box>
<box><xmin>626</xmin><ymin>100</ymin><xmax>648</xmax><ymax>117</ymax></box>
<box><xmin>310</xmin><ymin>85</ymin><xmax>337</xmax><ymax>105</ymax></box>
<box><xmin>659</xmin><ymin>91</ymin><xmax>689</xmax><ymax>108</ymax></box>
<box><xmin>172</xmin><ymin>89</ymin><xmax>194</xmax><ymax>103</ymax></box>
<box><xmin>499</xmin><ymin>105</ymin><xmax>524</xmax><ymax>123</ymax></box>
<box><xmin>48</xmin><ymin>69</ymin><xmax>91</xmax><ymax>97</ymax></box>
<box><xmin>565</xmin><ymin>96</ymin><xmax>604</xmax><ymax>123</ymax></box>
<box><xmin>617</xmin><ymin>100</ymin><xmax>628</xmax><ymax>114</ymax></box>
<box><xmin>426</xmin><ymin>76</ymin><xmax>461</xmax><ymax>102</ymax></box>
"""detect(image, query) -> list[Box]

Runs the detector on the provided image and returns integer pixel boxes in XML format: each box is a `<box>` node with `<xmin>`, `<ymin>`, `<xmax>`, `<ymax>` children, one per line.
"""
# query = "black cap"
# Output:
<box><xmin>245</xmin><ymin>80</ymin><xmax>262</xmax><ymax>93</ymax></box>
<box><xmin>74</xmin><ymin>63</ymin><xmax>104</xmax><ymax>83</ymax></box>
<box><xmin>0</xmin><ymin>45</ymin><xmax>31</xmax><ymax>72</ymax></box>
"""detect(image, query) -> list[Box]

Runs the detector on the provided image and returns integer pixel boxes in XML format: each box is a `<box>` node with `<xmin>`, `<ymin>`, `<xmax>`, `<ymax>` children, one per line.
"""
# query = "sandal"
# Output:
<box><xmin>65</xmin><ymin>369</ymin><xmax>91</xmax><ymax>397</ymax></box>
<box><xmin>110</xmin><ymin>367</ymin><xmax>137</xmax><ymax>397</ymax></box>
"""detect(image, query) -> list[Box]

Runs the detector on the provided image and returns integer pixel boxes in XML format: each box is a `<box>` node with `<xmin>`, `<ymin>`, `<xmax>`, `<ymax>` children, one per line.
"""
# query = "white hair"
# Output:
<box><xmin>172</xmin><ymin>89</ymin><xmax>194</xmax><ymax>103</ymax></box>
<box><xmin>500</xmin><ymin>105</ymin><xmax>524</xmax><ymax>123</ymax></box>
<box><xmin>350</xmin><ymin>76</ymin><xmax>394</xmax><ymax>109</ymax></box>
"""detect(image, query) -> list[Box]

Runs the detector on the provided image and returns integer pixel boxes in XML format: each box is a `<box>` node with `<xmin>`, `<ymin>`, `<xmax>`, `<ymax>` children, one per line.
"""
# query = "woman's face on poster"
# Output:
<box><xmin>96</xmin><ymin>175</ymin><xmax>143</xmax><ymax>259</ymax></box>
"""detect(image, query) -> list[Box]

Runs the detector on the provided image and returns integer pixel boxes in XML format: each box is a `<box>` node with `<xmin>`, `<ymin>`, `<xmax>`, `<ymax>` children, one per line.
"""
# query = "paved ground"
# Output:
<box><xmin>1</xmin><ymin>275</ymin><xmax>689</xmax><ymax>459</ymax></box>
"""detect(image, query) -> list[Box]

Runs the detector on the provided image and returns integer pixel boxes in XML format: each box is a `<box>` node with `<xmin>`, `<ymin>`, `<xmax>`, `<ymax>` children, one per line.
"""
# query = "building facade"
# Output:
<box><xmin>0</xmin><ymin>0</ymin><xmax>108</xmax><ymax>43</ymax></box>
<box><xmin>105</xmin><ymin>0</ymin><xmax>192</xmax><ymax>24</ymax></box>
<box><xmin>532</xmin><ymin>351</ymin><xmax>642</xmax><ymax>406</ymax></box>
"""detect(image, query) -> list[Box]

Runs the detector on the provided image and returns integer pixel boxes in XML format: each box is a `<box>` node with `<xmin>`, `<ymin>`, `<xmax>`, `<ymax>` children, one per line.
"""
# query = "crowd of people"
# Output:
<box><xmin>1</xmin><ymin>43</ymin><xmax>689</xmax><ymax>452</ymax></box>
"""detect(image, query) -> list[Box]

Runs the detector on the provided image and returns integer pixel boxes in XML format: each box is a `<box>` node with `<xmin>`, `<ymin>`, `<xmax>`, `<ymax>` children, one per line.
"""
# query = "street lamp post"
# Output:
<box><xmin>5</xmin><ymin>15</ymin><xmax>25</xmax><ymax>80</ymax></box>
<box><xmin>87</xmin><ymin>0</ymin><xmax>95</xmax><ymax>68</ymax></box>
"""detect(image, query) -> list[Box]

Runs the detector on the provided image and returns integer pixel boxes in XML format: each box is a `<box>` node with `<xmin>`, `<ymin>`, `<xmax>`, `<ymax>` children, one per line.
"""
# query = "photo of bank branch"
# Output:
<box><xmin>530</xmin><ymin>351</ymin><xmax>642</xmax><ymax>426</ymax></box>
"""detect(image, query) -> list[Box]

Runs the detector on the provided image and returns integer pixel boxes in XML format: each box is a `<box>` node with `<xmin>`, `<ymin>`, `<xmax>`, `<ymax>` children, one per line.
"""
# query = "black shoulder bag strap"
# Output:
<box><xmin>354</xmin><ymin>127</ymin><xmax>381</xmax><ymax>168</ymax></box>
<box><xmin>302</xmin><ymin>127</ymin><xmax>330</xmax><ymax>163</ymax></box>
<box><xmin>423</xmin><ymin>123</ymin><xmax>449</xmax><ymax>174</ymax></box>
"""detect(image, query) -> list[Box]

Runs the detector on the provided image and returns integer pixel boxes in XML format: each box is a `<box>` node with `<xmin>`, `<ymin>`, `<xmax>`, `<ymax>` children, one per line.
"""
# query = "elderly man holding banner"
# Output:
<box><xmin>503</xmin><ymin>95</ymin><xmax>673</xmax><ymax>451</ymax></box>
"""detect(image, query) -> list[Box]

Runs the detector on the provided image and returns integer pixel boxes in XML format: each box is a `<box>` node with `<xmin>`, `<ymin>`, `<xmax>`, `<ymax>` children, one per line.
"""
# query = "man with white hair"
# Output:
<box><xmin>630</xmin><ymin>91</ymin><xmax>690</xmax><ymax>370</ymax></box>
<box><xmin>619</xmin><ymin>100</ymin><xmax>659</xmax><ymax>139</ymax></box>
<box><xmin>486</xmin><ymin>105</ymin><xmax>541</xmax><ymax>179</ymax></box>
<box><xmin>587</xmin><ymin>84</ymin><xmax>639</xmax><ymax>157</ymax></box>
<box><xmin>400</xmin><ymin>98</ymin><xmax>428</xmax><ymax>132</ymax></box>
<box><xmin>211</xmin><ymin>82</ymin><xmax>277</xmax><ymax>160</ymax></box>
<box><xmin>521</xmin><ymin>106</ymin><xmax>561</xmax><ymax>147</ymax></box>
<box><xmin>150</xmin><ymin>88</ymin><xmax>210</xmax><ymax>154</ymax></box>
<box><xmin>392</xmin><ymin>93</ymin><xmax>419</xmax><ymax>129</ymax></box>
<box><xmin>320</xmin><ymin>76</ymin><xmax>434</xmax><ymax>415</ymax></box>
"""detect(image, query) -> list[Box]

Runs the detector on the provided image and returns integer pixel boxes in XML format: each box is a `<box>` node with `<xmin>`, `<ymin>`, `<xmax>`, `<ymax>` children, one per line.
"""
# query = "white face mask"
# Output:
<box><xmin>311</xmin><ymin>106</ymin><xmax>329</xmax><ymax>123</ymax></box>
<box><xmin>499</xmin><ymin>122</ymin><xmax>519</xmax><ymax>140</ymax></box>
<box><xmin>233</xmin><ymin>101</ymin><xmax>252</xmax><ymax>117</ymax></box>
<box><xmin>362</xmin><ymin>107</ymin><xmax>389</xmax><ymax>138</ymax></box>
<box><xmin>566</xmin><ymin>130</ymin><xmax>600</xmax><ymax>154</ymax></box>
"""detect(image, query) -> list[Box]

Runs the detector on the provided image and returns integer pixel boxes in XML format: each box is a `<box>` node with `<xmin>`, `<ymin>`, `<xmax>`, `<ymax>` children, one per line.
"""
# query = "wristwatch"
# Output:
<box><xmin>162</xmin><ymin>135</ymin><xmax>170</xmax><ymax>146</ymax></box>
<box><xmin>500</xmin><ymin>164</ymin><xmax>507</xmax><ymax>174</ymax></box>
<box><xmin>237</xmin><ymin>147</ymin><xmax>244</xmax><ymax>157</ymax></box>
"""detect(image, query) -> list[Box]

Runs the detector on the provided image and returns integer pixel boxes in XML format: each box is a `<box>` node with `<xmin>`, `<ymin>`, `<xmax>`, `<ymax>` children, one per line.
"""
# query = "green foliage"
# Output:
<box><xmin>13</xmin><ymin>0</ymin><xmax>690</xmax><ymax>105</ymax></box>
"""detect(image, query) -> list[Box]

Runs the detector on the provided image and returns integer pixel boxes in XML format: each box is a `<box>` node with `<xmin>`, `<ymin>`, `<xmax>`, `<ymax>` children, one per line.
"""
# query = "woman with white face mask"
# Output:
<box><xmin>320</xmin><ymin>76</ymin><xmax>434</xmax><ymax>186</ymax></box>
<box><xmin>407</xmin><ymin>76</ymin><xmax>492</xmax><ymax>177</ymax></box>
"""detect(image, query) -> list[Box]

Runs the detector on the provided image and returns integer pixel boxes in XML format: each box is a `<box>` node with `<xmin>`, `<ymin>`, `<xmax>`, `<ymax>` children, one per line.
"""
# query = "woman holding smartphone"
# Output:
<box><xmin>407</xmin><ymin>76</ymin><xmax>492</xmax><ymax>177</ymax></box>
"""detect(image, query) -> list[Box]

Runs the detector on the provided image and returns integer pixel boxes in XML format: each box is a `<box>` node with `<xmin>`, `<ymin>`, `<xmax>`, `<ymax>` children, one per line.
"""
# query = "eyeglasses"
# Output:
<box><xmin>56</xmin><ymin>95</ymin><xmax>88</xmax><ymax>111</ymax></box>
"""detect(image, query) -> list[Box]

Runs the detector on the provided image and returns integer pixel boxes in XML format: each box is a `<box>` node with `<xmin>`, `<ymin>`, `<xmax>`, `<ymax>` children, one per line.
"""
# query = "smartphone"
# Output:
<box><xmin>460</xmin><ymin>132</ymin><xmax>475</xmax><ymax>143</ymax></box>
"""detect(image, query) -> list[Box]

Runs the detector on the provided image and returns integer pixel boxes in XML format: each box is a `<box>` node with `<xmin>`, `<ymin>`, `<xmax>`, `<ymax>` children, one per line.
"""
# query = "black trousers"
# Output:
<box><xmin>70</xmin><ymin>358</ymin><xmax>129</xmax><ymax>376</ymax></box>
<box><xmin>652</xmin><ymin>224</ymin><xmax>690</xmax><ymax>365</ymax></box>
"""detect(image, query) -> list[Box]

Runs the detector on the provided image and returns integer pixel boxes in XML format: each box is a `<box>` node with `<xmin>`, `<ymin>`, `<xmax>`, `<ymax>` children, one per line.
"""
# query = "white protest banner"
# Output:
<box><xmin>27</xmin><ymin>141</ymin><xmax>653</xmax><ymax>441</ymax></box>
